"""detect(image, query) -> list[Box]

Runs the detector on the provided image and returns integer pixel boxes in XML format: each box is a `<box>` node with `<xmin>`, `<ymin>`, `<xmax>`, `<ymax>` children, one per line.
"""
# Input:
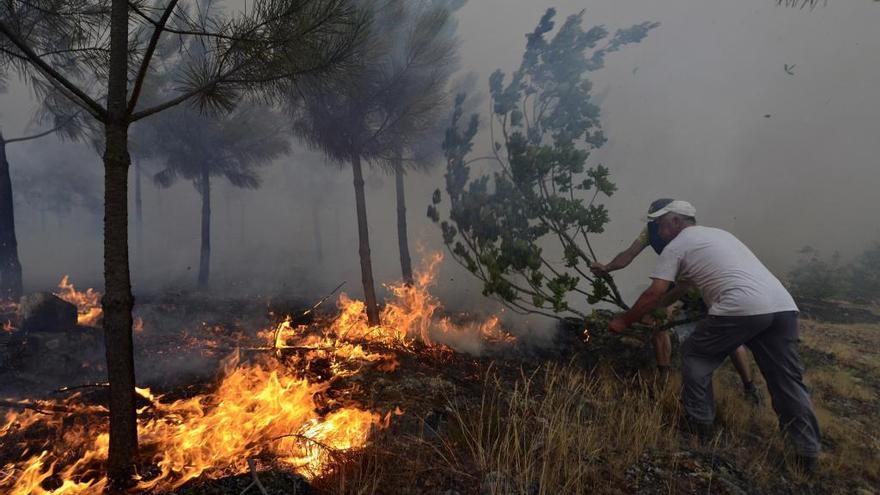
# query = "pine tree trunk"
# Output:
<box><xmin>198</xmin><ymin>165</ymin><xmax>211</xmax><ymax>289</ymax></box>
<box><xmin>350</xmin><ymin>154</ymin><xmax>379</xmax><ymax>325</ymax></box>
<box><xmin>134</xmin><ymin>159</ymin><xmax>143</xmax><ymax>277</ymax></box>
<box><xmin>394</xmin><ymin>159</ymin><xmax>413</xmax><ymax>286</ymax></box>
<box><xmin>103</xmin><ymin>122</ymin><xmax>138</xmax><ymax>486</ymax></box>
<box><xmin>103</xmin><ymin>0</ymin><xmax>138</xmax><ymax>485</ymax></box>
<box><xmin>0</xmin><ymin>136</ymin><xmax>23</xmax><ymax>300</ymax></box>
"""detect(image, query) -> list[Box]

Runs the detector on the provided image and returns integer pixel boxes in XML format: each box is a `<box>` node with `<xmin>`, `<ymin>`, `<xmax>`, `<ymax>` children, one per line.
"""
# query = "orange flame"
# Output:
<box><xmin>2</xmin><ymin>361</ymin><xmax>383</xmax><ymax>494</ymax></box>
<box><xmin>54</xmin><ymin>276</ymin><xmax>102</xmax><ymax>327</ymax></box>
<box><xmin>328</xmin><ymin>252</ymin><xmax>515</xmax><ymax>350</ymax></box>
<box><xmin>1</xmin><ymin>252</ymin><xmax>511</xmax><ymax>493</ymax></box>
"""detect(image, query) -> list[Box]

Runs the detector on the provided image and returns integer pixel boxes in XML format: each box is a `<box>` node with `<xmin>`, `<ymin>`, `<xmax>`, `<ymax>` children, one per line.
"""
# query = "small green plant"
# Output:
<box><xmin>430</xmin><ymin>9</ymin><xmax>658</xmax><ymax>319</ymax></box>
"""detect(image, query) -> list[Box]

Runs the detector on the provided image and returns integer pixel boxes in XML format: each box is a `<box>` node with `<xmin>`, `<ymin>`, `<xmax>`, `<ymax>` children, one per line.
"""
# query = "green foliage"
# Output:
<box><xmin>145</xmin><ymin>103</ymin><xmax>288</xmax><ymax>193</ymax></box>
<box><xmin>787</xmin><ymin>246</ymin><xmax>846</xmax><ymax>301</ymax></box>
<box><xmin>433</xmin><ymin>9</ymin><xmax>657</xmax><ymax>318</ymax></box>
<box><xmin>290</xmin><ymin>0</ymin><xmax>459</xmax><ymax>168</ymax></box>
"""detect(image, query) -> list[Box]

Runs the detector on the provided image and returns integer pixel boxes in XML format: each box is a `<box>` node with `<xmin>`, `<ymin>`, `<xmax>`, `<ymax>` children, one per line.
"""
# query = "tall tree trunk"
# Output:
<box><xmin>0</xmin><ymin>136</ymin><xmax>23</xmax><ymax>300</ymax></box>
<box><xmin>351</xmin><ymin>154</ymin><xmax>379</xmax><ymax>325</ymax></box>
<box><xmin>103</xmin><ymin>0</ymin><xmax>138</xmax><ymax>485</ymax></box>
<box><xmin>394</xmin><ymin>159</ymin><xmax>413</xmax><ymax>286</ymax></box>
<box><xmin>198</xmin><ymin>165</ymin><xmax>211</xmax><ymax>289</ymax></box>
<box><xmin>134</xmin><ymin>159</ymin><xmax>143</xmax><ymax>278</ymax></box>
<box><xmin>103</xmin><ymin>126</ymin><xmax>138</xmax><ymax>485</ymax></box>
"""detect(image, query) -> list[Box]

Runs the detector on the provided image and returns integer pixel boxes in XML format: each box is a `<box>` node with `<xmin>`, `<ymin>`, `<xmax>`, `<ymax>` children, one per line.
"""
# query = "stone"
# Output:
<box><xmin>19</xmin><ymin>292</ymin><xmax>77</xmax><ymax>333</ymax></box>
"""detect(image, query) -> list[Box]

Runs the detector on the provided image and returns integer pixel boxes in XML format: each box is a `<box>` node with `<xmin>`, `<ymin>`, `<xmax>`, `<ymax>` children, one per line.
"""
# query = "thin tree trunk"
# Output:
<box><xmin>134</xmin><ymin>159</ymin><xmax>143</xmax><ymax>278</ymax></box>
<box><xmin>351</xmin><ymin>154</ymin><xmax>379</xmax><ymax>325</ymax></box>
<box><xmin>0</xmin><ymin>136</ymin><xmax>23</xmax><ymax>300</ymax></box>
<box><xmin>198</xmin><ymin>165</ymin><xmax>210</xmax><ymax>289</ymax></box>
<box><xmin>394</xmin><ymin>159</ymin><xmax>413</xmax><ymax>286</ymax></box>
<box><xmin>103</xmin><ymin>0</ymin><xmax>138</xmax><ymax>485</ymax></box>
<box><xmin>103</xmin><ymin>123</ymin><xmax>138</xmax><ymax>486</ymax></box>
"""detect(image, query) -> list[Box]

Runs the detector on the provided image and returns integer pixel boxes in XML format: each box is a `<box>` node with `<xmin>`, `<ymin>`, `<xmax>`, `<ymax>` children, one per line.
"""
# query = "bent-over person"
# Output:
<box><xmin>608</xmin><ymin>200</ymin><xmax>821</xmax><ymax>472</ymax></box>
<box><xmin>593</xmin><ymin>199</ymin><xmax>760</xmax><ymax>404</ymax></box>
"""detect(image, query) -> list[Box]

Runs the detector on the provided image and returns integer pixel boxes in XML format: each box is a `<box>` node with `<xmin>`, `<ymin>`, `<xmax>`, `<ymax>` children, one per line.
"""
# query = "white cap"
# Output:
<box><xmin>646</xmin><ymin>200</ymin><xmax>696</xmax><ymax>220</ymax></box>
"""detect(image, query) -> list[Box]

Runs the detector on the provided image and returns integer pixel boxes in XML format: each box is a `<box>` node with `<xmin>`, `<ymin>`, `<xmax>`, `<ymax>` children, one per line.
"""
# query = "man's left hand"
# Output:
<box><xmin>608</xmin><ymin>315</ymin><xmax>628</xmax><ymax>333</ymax></box>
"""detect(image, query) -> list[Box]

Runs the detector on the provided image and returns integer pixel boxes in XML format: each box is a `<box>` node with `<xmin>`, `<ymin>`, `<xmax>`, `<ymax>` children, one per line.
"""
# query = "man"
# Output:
<box><xmin>593</xmin><ymin>199</ymin><xmax>760</xmax><ymax>405</ymax></box>
<box><xmin>608</xmin><ymin>200</ymin><xmax>821</xmax><ymax>470</ymax></box>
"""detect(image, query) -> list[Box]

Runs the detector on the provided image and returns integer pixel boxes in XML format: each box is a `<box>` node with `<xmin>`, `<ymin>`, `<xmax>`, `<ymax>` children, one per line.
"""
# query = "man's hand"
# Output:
<box><xmin>591</xmin><ymin>262</ymin><xmax>610</xmax><ymax>276</ymax></box>
<box><xmin>608</xmin><ymin>278</ymin><xmax>672</xmax><ymax>334</ymax></box>
<box><xmin>608</xmin><ymin>315</ymin><xmax>628</xmax><ymax>333</ymax></box>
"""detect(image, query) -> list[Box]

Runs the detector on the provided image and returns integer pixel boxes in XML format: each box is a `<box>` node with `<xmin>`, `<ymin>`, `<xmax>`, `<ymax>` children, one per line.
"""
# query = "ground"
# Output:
<box><xmin>181</xmin><ymin>306</ymin><xmax>880</xmax><ymax>494</ymax></box>
<box><xmin>1</xmin><ymin>295</ymin><xmax>879</xmax><ymax>494</ymax></box>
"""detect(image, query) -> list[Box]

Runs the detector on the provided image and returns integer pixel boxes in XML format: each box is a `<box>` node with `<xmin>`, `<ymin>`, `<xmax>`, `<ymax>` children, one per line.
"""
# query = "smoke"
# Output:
<box><xmin>0</xmin><ymin>0</ymin><xmax>877</xmax><ymax>323</ymax></box>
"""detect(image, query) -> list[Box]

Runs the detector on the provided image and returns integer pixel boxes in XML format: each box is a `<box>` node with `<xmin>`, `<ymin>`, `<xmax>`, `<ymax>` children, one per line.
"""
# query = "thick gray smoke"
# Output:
<box><xmin>0</xmin><ymin>0</ymin><xmax>877</xmax><ymax>319</ymax></box>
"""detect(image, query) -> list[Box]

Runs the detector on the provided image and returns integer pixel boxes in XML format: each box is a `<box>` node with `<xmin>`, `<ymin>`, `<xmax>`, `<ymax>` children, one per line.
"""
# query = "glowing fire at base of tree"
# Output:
<box><xmin>0</xmin><ymin>253</ymin><xmax>511</xmax><ymax>494</ymax></box>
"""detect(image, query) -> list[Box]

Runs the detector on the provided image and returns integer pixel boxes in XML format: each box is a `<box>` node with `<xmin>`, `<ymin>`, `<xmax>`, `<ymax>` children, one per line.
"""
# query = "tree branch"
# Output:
<box><xmin>4</xmin><ymin>112</ymin><xmax>80</xmax><ymax>144</ymax></box>
<box><xmin>127</xmin><ymin>0</ymin><xmax>180</xmax><ymax>116</ymax></box>
<box><xmin>128</xmin><ymin>1</ymin><xmax>259</xmax><ymax>43</ymax></box>
<box><xmin>0</xmin><ymin>20</ymin><xmax>107</xmax><ymax>121</ymax></box>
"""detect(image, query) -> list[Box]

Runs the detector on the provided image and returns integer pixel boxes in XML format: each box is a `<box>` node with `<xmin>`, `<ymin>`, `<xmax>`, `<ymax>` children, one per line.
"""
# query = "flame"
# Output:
<box><xmin>54</xmin><ymin>276</ymin><xmax>102</xmax><ymax>327</ymax></box>
<box><xmin>328</xmin><ymin>252</ymin><xmax>515</xmax><ymax>350</ymax></box>
<box><xmin>133</xmin><ymin>362</ymin><xmax>382</xmax><ymax>490</ymax></box>
<box><xmin>2</xmin><ymin>362</ymin><xmax>383</xmax><ymax>494</ymax></box>
<box><xmin>1</xmin><ymin>252</ymin><xmax>511</xmax><ymax>493</ymax></box>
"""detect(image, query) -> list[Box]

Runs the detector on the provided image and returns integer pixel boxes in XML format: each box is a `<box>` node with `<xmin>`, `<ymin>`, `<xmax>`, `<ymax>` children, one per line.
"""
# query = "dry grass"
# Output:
<box><xmin>436</xmin><ymin>365</ymin><xmax>683</xmax><ymax>494</ymax></box>
<box><xmin>809</xmin><ymin>368</ymin><xmax>876</xmax><ymax>401</ymax></box>
<box><xmin>316</xmin><ymin>319</ymin><xmax>880</xmax><ymax>494</ymax></box>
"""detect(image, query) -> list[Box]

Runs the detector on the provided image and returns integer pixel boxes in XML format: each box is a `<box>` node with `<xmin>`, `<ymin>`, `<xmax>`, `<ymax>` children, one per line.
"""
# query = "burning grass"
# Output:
<box><xmin>2</xmin><ymin>263</ymin><xmax>878</xmax><ymax>493</ymax></box>
<box><xmin>0</xmin><ymin>253</ymin><xmax>514</xmax><ymax>494</ymax></box>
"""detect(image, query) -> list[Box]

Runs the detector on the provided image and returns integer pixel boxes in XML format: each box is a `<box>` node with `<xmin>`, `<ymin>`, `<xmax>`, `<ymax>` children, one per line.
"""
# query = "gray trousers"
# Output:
<box><xmin>680</xmin><ymin>311</ymin><xmax>821</xmax><ymax>457</ymax></box>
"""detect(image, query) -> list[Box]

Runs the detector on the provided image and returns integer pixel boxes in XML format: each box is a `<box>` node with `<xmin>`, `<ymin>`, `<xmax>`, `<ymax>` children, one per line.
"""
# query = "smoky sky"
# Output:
<box><xmin>0</xmin><ymin>0</ymin><xmax>877</xmax><ymax>309</ymax></box>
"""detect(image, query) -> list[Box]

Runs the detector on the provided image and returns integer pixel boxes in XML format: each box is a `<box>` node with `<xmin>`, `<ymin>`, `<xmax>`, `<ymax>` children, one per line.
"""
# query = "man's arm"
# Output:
<box><xmin>608</xmin><ymin>278</ymin><xmax>672</xmax><ymax>332</ymax></box>
<box><xmin>592</xmin><ymin>235</ymin><xmax>649</xmax><ymax>275</ymax></box>
<box><xmin>658</xmin><ymin>281</ymin><xmax>695</xmax><ymax>307</ymax></box>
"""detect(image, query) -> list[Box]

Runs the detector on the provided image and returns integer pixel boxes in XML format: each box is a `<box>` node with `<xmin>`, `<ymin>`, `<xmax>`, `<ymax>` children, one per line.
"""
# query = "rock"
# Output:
<box><xmin>19</xmin><ymin>292</ymin><xmax>77</xmax><ymax>333</ymax></box>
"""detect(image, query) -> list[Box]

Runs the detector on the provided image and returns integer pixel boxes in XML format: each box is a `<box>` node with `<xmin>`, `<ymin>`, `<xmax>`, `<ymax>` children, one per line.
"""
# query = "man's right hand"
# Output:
<box><xmin>591</xmin><ymin>262</ymin><xmax>610</xmax><ymax>276</ymax></box>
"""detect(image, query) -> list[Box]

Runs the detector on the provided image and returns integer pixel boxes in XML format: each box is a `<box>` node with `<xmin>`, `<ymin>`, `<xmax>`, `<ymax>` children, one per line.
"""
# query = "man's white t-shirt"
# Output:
<box><xmin>650</xmin><ymin>226</ymin><xmax>798</xmax><ymax>316</ymax></box>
